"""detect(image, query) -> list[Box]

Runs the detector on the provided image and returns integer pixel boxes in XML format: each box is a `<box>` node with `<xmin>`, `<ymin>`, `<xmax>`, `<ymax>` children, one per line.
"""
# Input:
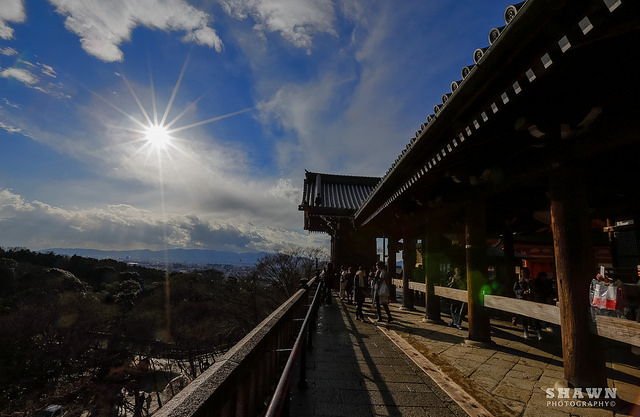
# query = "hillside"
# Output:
<box><xmin>0</xmin><ymin>248</ymin><xmax>285</xmax><ymax>416</ymax></box>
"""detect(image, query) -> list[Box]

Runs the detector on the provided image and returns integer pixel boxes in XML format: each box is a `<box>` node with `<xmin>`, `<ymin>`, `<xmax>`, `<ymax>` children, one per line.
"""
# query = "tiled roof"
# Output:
<box><xmin>300</xmin><ymin>171</ymin><xmax>380</xmax><ymax>213</ymax></box>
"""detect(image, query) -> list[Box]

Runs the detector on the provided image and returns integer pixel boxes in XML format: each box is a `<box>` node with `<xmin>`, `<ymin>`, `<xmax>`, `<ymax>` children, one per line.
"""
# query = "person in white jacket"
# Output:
<box><xmin>373</xmin><ymin>261</ymin><xmax>393</xmax><ymax>323</ymax></box>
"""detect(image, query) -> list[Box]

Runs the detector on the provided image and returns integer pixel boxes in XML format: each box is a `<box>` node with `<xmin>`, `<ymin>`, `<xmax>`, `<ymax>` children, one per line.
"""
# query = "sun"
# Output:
<box><xmin>143</xmin><ymin>124</ymin><xmax>173</xmax><ymax>151</ymax></box>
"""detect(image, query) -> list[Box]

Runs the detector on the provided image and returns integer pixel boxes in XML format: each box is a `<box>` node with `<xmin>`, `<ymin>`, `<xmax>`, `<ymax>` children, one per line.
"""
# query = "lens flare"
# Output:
<box><xmin>144</xmin><ymin>124</ymin><xmax>172</xmax><ymax>151</ymax></box>
<box><xmin>90</xmin><ymin>54</ymin><xmax>257</xmax><ymax>343</ymax></box>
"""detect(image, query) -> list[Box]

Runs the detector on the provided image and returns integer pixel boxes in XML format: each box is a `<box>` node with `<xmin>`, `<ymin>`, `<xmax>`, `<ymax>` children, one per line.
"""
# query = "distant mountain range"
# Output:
<box><xmin>43</xmin><ymin>248</ymin><xmax>268</xmax><ymax>266</ymax></box>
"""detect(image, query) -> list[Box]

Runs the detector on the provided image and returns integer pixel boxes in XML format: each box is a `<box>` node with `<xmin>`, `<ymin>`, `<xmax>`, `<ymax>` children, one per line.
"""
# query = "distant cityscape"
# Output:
<box><xmin>43</xmin><ymin>248</ymin><xmax>268</xmax><ymax>274</ymax></box>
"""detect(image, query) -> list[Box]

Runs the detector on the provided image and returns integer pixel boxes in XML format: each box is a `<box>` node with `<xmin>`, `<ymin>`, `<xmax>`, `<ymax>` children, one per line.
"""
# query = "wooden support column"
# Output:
<box><xmin>401</xmin><ymin>234</ymin><xmax>416</xmax><ymax>310</ymax></box>
<box><xmin>387</xmin><ymin>237</ymin><xmax>398</xmax><ymax>302</ymax></box>
<box><xmin>550</xmin><ymin>162</ymin><xmax>607</xmax><ymax>388</ymax></box>
<box><xmin>400</xmin><ymin>232</ymin><xmax>416</xmax><ymax>310</ymax></box>
<box><xmin>502</xmin><ymin>224</ymin><xmax>517</xmax><ymax>297</ymax></box>
<box><xmin>330</xmin><ymin>234</ymin><xmax>336</xmax><ymax>267</ymax></box>
<box><xmin>465</xmin><ymin>202</ymin><xmax>492</xmax><ymax>344</ymax></box>
<box><xmin>423</xmin><ymin>225</ymin><xmax>443</xmax><ymax>323</ymax></box>
<box><xmin>334</xmin><ymin>220</ymin><xmax>376</xmax><ymax>271</ymax></box>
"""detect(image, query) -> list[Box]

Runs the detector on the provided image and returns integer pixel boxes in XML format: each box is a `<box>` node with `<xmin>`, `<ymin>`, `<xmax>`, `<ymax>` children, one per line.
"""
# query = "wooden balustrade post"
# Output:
<box><xmin>550</xmin><ymin>161</ymin><xmax>607</xmax><ymax>388</ymax></box>
<box><xmin>465</xmin><ymin>202</ymin><xmax>492</xmax><ymax>344</ymax></box>
<box><xmin>298</xmin><ymin>332</ymin><xmax>308</xmax><ymax>389</ymax></box>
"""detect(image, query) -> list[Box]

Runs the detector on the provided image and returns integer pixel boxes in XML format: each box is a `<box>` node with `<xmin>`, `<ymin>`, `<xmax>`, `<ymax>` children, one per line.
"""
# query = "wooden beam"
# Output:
<box><xmin>484</xmin><ymin>295</ymin><xmax>560</xmax><ymax>325</ymax></box>
<box><xmin>593</xmin><ymin>315</ymin><xmax>640</xmax><ymax>348</ymax></box>
<box><xmin>434</xmin><ymin>286</ymin><xmax>468</xmax><ymax>303</ymax></box>
<box><xmin>397</xmin><ymin>281</ymin><xmax>640</xmax><ymax>347</ymax></box>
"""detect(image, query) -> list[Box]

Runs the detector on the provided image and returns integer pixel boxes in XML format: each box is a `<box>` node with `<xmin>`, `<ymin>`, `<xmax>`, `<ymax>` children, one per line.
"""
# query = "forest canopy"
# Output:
<box><xmin>0</xmin><ymin>246</ymin><xmax>326</xmax><ymax>416</ymax></box>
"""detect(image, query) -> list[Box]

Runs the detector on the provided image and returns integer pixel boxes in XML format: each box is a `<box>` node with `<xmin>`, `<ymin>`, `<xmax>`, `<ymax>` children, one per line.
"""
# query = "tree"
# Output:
<box><xmin>255</xmin><ymin>247</ymin><xmax>328</xmax><ymax>298</ymax></box>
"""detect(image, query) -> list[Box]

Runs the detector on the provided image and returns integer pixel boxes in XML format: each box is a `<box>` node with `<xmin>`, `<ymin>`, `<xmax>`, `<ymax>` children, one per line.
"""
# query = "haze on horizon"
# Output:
<box><xmin>1</xmin><ymin>0</ymin><xmax>516</xmax><ymax>254</ymax></box>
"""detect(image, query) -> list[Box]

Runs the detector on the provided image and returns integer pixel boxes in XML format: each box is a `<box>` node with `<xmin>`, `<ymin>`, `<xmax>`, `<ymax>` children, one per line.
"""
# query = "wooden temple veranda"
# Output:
<box><xmin>299</xmin><ymin>0</ymin><xmax>640</xmax><ymax>391</ymax></box>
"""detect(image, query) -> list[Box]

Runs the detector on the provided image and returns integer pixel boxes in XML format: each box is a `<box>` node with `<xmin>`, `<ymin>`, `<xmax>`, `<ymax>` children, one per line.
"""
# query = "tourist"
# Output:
<box><xmin>446</xmin><ymin>267</ymin><xmax>466</xmax><ymax>330</ymax></box>
<box><xmin>513</xmin><ymin>267</ymin><xmax>542</xmax><ymax>340</ymax></box>
<box><xmin>373</xmin><ymin>261</ymin><xmax>393</xmax><ymax>323</ymax></box>
<box><xmin>353</xmin><ymin>266</ymin><xmax>367</xmax><ymax>321</ymax></box>
<box><xmin>339</xmin><ymin>265</ymin><xmax>348</xmax><ymax>300</ymax></box>
<box><xmin>346</xmin><ymin>266</ymin><xmax>354</xmax><ymax>304</ymax></box>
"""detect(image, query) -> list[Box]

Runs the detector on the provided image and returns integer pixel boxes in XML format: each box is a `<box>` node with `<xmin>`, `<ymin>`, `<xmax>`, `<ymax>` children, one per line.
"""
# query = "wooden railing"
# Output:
<box><xmin>393</xmin><ymin>279</ymin><xmax>640</xmax><ymax>347</ymax></box>
<box><xmin>154</xmin><ymin>278</ymin><xmax>321</xmax><ymax>417</ymax></box>
<box><xmin>265</xmin><ymin>277</ymin><xmax>324</xmax><ymax>417</ymax></box>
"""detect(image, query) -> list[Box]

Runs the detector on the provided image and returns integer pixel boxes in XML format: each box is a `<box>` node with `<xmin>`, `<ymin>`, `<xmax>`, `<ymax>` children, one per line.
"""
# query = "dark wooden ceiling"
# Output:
<box><xmin>354</xmin><ymin>0</ymin><xmax>640</xmax><ymax>242</ymax></box>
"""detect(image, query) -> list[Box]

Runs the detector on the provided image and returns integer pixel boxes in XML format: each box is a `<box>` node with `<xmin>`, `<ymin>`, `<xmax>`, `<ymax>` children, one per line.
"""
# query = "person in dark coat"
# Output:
<box><xmin>323</xmin><ymin>263</ymin><xmax>335</xmax><ymax>304</ymax></box>
<box><xmin>513</xmin><ymin>267</ymin><xmax>542</xmax><ymax>340</ymax></box>
<box><xmin>446</xmin><ymin>267</ymin><xmax>467</xmax><ymax>329</ymax></box>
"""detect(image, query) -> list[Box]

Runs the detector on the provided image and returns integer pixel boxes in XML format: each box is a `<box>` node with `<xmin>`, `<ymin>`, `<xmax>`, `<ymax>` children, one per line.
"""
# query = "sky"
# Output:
<box><xmin>0</xmin><ymin>0</ymin><xmax>516</xmax><ymax>254</ymax></box>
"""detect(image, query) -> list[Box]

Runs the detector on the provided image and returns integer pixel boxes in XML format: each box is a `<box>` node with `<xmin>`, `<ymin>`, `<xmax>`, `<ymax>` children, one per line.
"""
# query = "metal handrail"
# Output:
<box><xmin>264</xmin><ymin>277</ymin><xmax>324</xmax><ymax>417</ymax></box>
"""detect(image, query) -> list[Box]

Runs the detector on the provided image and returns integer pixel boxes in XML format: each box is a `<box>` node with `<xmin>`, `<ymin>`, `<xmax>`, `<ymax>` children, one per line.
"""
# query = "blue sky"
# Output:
<box><xmin>0</xmin><ymin>0</ymin><xmax>515</xmax><ymax>253</ymax></box>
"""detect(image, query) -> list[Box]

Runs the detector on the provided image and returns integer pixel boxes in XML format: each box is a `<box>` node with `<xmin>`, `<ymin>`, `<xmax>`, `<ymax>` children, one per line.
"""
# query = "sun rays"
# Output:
<box><xmin>89</xmin><ymin>53</ymin><xmax>256</xmax><ymax>170</ymax></box>
<box><xmin>85</xmin><ymin>55</ymin><xmax>258</xmax><ymax>343</ymax></box>
<box><xmin>143</xmin><ymin>123</ymin><xmax>173</xmax><ymax>151</ymax></box>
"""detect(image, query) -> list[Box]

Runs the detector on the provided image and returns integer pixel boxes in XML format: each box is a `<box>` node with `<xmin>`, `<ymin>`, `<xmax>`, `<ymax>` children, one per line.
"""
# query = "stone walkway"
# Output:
<box><xmin>290</xmin><ymin>293</ymin><xmax>640</xmax><ymax>416</ymax></box>
<box><xmin>289</xmin><ymin>296</ymin><xmax>471</xmax><ymax>416</ymax></box>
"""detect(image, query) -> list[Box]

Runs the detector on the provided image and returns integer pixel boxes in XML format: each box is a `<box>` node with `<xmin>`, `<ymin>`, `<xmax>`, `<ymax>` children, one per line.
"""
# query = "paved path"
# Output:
<box><xmin>289</xmin><ymin>296</ymin><xmax>471</xmax><ymax>417</ymax></box>
<box><xmin>290</xmin><ymin>293</ymin><xmax>640</xmax><ymax>417</ymax></box>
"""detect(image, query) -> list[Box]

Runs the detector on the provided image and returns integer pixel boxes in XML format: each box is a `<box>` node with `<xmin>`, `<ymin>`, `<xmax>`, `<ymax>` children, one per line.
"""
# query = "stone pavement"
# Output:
<box><xmin>289</xmin><ymin>294</ymin><xmax>473</xmax><ymax>417</ymax></box>
<box><xmin>290</xmin><ymin>293</ymin><xmax>640</xmax><ymax>417</ymax></box>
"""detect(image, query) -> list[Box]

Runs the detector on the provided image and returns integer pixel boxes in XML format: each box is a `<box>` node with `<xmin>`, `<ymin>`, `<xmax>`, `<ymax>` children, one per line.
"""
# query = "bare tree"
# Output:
<box><xmin>255</xmin><ymin>247</ymin><xmax>328</xmax><ymax>297</ymax></box>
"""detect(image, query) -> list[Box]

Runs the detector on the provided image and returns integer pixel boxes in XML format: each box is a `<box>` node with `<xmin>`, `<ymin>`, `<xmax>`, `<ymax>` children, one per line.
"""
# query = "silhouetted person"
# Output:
<box><xmin>513</xmin><ymin>267</ymin><xmax>542</xmax><ymax>340</ymax></box>
<box><xmin>446</xmin><ymin>267</ymin><xmax>466</xmax><ymax>329</ymax></box>
<box><xmin>323</xmin><ymin>263</ymin><xmax>335</xmax><ymax>304</ymax></box>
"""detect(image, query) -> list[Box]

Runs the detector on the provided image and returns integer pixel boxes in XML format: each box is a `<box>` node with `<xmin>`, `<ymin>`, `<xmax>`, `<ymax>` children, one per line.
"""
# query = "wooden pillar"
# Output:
<box><xmin>330</xmin><ymin>234</ymin><xmax>336</xmax><ymax>267</ymax></box>
<box><xmin>502</xmin><ymin>225</ymin><xmax>517</xmax><ymax>297</ymax></box>
<box><xmin>465</xmin><ymin>202</ymin><xmax>492</xmax><ymax>344</ymax></box>
<box><xmin>550</xmin><ymin>162</ymin><xmax>607</xmax><ymax>388</ymax></box>
<box><xmin>388</xmin><ymin>237</ymin><xmax>398</xmax><ymax>302</ymax></box>
<box><xmin>333</xmin><ymin>221</ymin><xmax>376</xmax><ymax>271</ymax></box>
<box><xmin>402</xmin><ymin>234</ymin><xmax>416</xmax><ymax>310</ymax></box>
<box><xmin>424</xmin><ymin>225</ymin><xmax>443</xmax><ymax>323</ymax></box>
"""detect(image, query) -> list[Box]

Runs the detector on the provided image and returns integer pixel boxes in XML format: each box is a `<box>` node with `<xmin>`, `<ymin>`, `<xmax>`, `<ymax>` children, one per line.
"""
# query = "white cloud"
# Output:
<box><xmin>0</xmin><ymin>62</ymin><xmax>67</xmax><ymax>97</ymax></box>
<box><xmin>256</xmin><ymin>53</ymin><xmax>409</xmax><ymax>176</ymax></box>
<box><xmin>0</xmin><ymin>0</ymin><xmax>25</xmax><ymax>40</ymax></box>
<box><xmin>0</xmin><ymin>75</ymin><xmax>318</xmax><ymax>246</ymax></box>
<box><xmin>49</xmin><ymin>0</ymin><xmax>223</xmax><ymax>62</ymax></box>
<box><xmin>0</xmin><ymin>67</ymin><xmax>38</xmax><ymax>85</ymax></box>
<box><xmin>251</xmin><ymin>1</ymin><xmax>459</xmax><ymax>177</ymax></box>
<box><xmin>39</xmin><ymin>63</ymin><xmax>57</xmax><ymax>78</ymax></box>
<box><xmin>0</xmin><ymin>121</ymin><xmax>22</xmax><ymax>133</ymax></box>
<box><xmin>0</xmin><ymin>47</ymin><xmax>18</xmax><ymax>56</ymax></box>
<box><xmin>220</xmin><ymin>0</ymin><xmax>336</xmax><ymax>51</ymax></box>
<box><xmin>0</xmin><ymin>188</ymin><xmax>324</xmax><ymax>252</ymax></box>
<box><xmin>2</xmin><ymin>98</ymin><xmax>21</xmax><ymax>108</ymax></box>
